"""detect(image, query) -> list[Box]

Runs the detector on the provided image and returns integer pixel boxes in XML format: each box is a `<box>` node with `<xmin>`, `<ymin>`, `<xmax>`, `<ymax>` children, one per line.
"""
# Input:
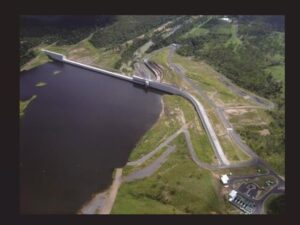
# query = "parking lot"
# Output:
<box><xmin>230</xmin><ymin>193</ymin><xmax>256</xmax><ymax>214</ymax></box>
<box><xmin>238</xmin><ymin>183</ymin><xmax>260</xmax><ymax>199</ymax></box>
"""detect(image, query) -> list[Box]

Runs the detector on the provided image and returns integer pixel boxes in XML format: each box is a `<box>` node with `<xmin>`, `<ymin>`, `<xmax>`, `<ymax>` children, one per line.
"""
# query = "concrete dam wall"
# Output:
<box><xmin>43</xmin><ymin>50</ymin><xmax>230</xmax><ymax>166</ymax></box>
<box><xmin>42</xmin><ymin>50</ymin><xmax>65</xmax><ymax>62</ymax></box>
<box><xmin>42</xmin><ymin>50</ymin><xmax>132</xmax><ymax>82</ymax></box>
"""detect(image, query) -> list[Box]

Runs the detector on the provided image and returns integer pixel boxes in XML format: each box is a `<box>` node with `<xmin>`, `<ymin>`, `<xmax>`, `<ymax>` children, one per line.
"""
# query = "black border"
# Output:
<box><xmin>1</xmin><ymin>0</ymin><xmax>297</xmax><ymax>224</ymax></box>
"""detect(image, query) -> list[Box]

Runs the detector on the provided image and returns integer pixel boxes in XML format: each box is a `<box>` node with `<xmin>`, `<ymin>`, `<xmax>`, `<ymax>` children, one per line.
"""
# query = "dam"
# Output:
<box><xmin>20</xmin><ymin>55</ymin><xmax>162</xmax><ymax>214</ymax></box>
<box><xmin>43</xmin><ymin>50</ymin><xmax>230</xmax><ymax>166</ymax></box>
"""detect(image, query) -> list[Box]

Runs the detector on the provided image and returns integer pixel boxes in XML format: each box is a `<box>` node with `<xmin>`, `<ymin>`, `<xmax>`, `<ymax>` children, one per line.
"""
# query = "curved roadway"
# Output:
<box><xmin>44</xmin><ymin>49</ymin><xmax>284</xmax><ymax>214</ymax></box>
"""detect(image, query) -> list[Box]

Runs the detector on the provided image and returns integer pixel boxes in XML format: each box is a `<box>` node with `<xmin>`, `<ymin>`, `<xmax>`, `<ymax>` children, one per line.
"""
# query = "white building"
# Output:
<box><xmin>220</xmin><ymin>17</ymin><xmax>232</xmax><ymax>23</ymax></box>
<box><xmin>228</xmin><ymin>190</ymin><xmax>237</xmax><ymax>202</ymax></box>
<box><xmin>221</xmin><ymin>174</ymin><xmax>229</xmax><ymax>185</ymax></box>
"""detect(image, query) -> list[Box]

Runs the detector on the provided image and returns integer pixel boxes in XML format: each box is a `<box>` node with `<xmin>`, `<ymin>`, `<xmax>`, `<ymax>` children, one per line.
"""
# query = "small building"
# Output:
<box><xmin>228</xmin><ymin>190</ymin><xmax>256</xmax><ymax>214</ymax></box>
<box><xmin>220</xmin><ymin>17</ymin><xmax>232</xmax><ymax>23</ymax></box>
<box><xmin>228</xmin><ymin>190</ymin><xmax>237</xmax><ymax>202</ymax></box>
<box><xmin>221</xmin><ymin>174</ymin><xmax>230</xmax><ymax>185</ymax></box>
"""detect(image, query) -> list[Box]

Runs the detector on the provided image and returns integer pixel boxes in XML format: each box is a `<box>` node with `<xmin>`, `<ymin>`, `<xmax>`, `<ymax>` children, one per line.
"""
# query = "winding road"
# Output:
<box><xmin>123</xmin><ymin>145</ymin><xmax>176</xmax><ymax>182</ymax></box>
<box><xmin>44</xmin><ymin>49</ymin><xmax>284</xmax><ymax>214</ymax></box>
<box><xmin>165</xmin><ymin>45</ymin><xmax>284</xmax><ymax>213</ymax></box>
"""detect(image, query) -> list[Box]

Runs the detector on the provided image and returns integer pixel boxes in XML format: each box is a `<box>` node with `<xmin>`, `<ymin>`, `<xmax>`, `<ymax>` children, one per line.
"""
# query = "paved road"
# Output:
<box><xmin>134</xmin><ymin>61</ymin><xmax>156</xmax><ymax>80</ymax></box>
<box><xmin>127</xmin><ymin>124</ymin><xmax>187</xmax><ymax>166</ymax></box>
<box><xmin>123</xmin><ymin>145</ymin><xmax>176</xmax><ymax>182</ymax></box>
<box><xmin>143</xmin><ymin>59</ymin><xmax>163</xmax><ymax>82</ymax></box>
<box><xmin>166</xmin><ymin>45</ymin><xmax>284</xmax><ymax>213</ymax></box>
<box><xmin>167</xmin><ymin>45</ymin><xmax>274</xmax><ymax>161</ymax></box>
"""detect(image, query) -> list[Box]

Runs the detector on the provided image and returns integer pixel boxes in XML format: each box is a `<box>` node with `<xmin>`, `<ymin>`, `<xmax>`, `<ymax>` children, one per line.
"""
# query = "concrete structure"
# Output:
<box><xmin>221</xmin><ymin>174</ymin><xmax>229</xmax><ymax>185</ymax></box>
<box><xmin>42</xmin><ymin>49</ymin><xmax>65</xmax><ymax>61</ymax></box>
<box><xmin>229</xmin><ymin>191</ymin><xmax>256</xmax><ymax>214</ymax></box>
<box><xmin>42</xmin><ymin>49</ymin><xmax>132</xmax><ymax>82</ymax></box>
<box><xmin>43</xmin><ymin>50</ymin><xmax>230</xmax><ymax>166</ymax></box>
<box><xmin>220</xmin><ymin>17</ymin><xmax>232</xmax><ymax>23</ymax></box>
<box><xmin>229</xmin><ymin>190</ymin><xmax>237</xmax><ymax>202</ymax></box>
<box><xmin>143</xmin><ymin>59</ymin><xmax>163</xmax><ymax>81</ymax></box>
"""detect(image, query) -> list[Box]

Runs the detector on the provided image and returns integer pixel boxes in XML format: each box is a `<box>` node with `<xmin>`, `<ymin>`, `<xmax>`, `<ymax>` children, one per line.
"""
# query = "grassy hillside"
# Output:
<box><xmin>112</xmin><ymin>134</ymin><xmax>234</xmax><ymax>214</ymax></box>
<box><xmin>149</xmin><ymin>47</ymin><xmax>250</xmax><ymax>163</ymax></box>
<box><xmin>146</xmin><ymin>15</ymin><xmax>285</xmax><ymax>175</ymax></box>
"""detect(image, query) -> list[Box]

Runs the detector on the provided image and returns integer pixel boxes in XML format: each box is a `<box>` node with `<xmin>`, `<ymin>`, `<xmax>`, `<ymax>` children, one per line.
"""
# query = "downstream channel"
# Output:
<box><xmin>20</xmin><ymin>61</ymin><xmax>162</xmax><ymax>214</ymax></box>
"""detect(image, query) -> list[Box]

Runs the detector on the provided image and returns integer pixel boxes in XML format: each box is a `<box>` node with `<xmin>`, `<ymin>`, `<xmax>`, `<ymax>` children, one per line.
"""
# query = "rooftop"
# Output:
<box><xmin>221</xmin><ymin>174</ymin><xmax>229</xmax><ymax>184</ymax></box>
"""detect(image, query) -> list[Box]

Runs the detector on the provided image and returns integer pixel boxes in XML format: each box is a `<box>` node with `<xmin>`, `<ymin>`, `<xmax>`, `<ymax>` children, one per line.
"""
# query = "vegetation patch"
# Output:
<box><xmin>218</xmin><ymin>135</ymin><xmax>249</xmax><ymax>162</ymax></box>
<box><xmin>264</xmin><ymin>65</ymin><xmax>284</xmax><ymax>82</ymax></box>
<box><xmin>264</xmin><ymin>194</ymin><xmax>285</xmax><ymax>214</ymax></box>
<box><xmin>21</xmin><ymin>50</ymin><xmax>50</xmax><ymax>71</ymax></box>
<box><xmin>123</xmin><ymin>146</ymin><xmax>168</xmax><ymax>177</ymax></box>
<box><xmin>35</xmin><ymin>82</ymin><xmax>47</xmax><ymax>87</ymax></box>
<box><xmin>113</xmin><ymin>134</ymin><xmax>233</xmax><ymax>214</ymax></box>
<box><xmin>214</xmin><ymin>166</ymin><xmax>268</xmax><ymax>177</ymax></box>
<box><xmin>128</xmin><ymin>95</ymin><xmax>182</xmax><ymax>161</ymax></box>
<box><xmin>20</xmin><ymin>95</ymin><xmax>37</xmax><ymax>117</ymax></box>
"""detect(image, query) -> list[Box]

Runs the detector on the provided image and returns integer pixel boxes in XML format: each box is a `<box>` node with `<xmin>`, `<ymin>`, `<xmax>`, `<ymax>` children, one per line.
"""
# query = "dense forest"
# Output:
<box><xmin>20</xmin><ymin>16</ymin><xmax>116</xmax><ymax>66</ymax></box>
<box><xmin>89</xmin><ymin>15</ymin><xmax>176</xmax><ymax>49</ymax></box>
<box><xmin>20</xmin><ymin>15</ymin><xmax>175</xmax><ymax>67</ymax></box>
<box><xmin>113</xmin><ymin>36</ymin><xmax>149</xmax><ymax>69</ymax></box>
<box><xmin>266</xmin><ymin>194</ymin><xmax>285</xmax><ymax>214</ymax></box>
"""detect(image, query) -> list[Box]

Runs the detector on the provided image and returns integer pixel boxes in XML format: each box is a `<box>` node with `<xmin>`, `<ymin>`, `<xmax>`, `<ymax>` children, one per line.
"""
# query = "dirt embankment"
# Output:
<box><xmin>79</xmin><ymin>168</ymin><xmax>123</xmax><ymax>214</ymax></box>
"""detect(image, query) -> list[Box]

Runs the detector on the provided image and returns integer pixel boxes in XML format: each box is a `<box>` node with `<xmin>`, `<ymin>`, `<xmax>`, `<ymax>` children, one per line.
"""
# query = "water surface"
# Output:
<box><xmin>20</xmin><ymin>62</ymin><xmax>162</xmax><ymax>214</ymax></box>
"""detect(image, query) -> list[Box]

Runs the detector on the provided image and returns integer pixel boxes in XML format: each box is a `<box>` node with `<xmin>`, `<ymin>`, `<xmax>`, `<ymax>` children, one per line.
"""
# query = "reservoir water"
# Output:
<box><xmin>20</xmin><ymin>61</ymin><xmax>162</xmax><ymax>214</ymax></box>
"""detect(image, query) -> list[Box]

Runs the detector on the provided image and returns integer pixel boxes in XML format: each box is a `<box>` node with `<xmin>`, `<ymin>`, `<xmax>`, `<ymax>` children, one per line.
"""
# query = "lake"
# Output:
<box><xmin>20</xmin><ymin>61</ymin><xmax>162</xmax><ymax>214</ymax></box>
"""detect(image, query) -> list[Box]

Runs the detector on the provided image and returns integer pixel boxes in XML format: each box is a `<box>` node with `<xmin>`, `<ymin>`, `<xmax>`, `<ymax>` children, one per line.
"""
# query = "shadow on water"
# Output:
<box><xmin>20</xmin><ymin>61</ymin><xmax>162</xmax><ymax>214</ymax></box>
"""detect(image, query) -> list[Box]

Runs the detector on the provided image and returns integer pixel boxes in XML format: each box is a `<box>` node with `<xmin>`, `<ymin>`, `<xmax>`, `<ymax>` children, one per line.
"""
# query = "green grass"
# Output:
<box><xmin>205</xmin><ymin>108</ymin><xmax>249</xmax><ymax>162</ymax></box>
<box><xmin>42</xmin><ymin>39</ymin><xmax>121</xmax><ymax>72</ymax></box>
<box><xmin>112</xmin><ymin>134</ymin><xmax>230</xmax><ymax>214</ymax></box>
<box><xmin>254</xmin><ymin>175</ymin><xmax>277</xmax><ymax>188</ymax></box>
<box><xmin>172</xmin><ymin>53</ymin><xmax>249</xmax><ymax>106</ymax></box>
<box><xmin>35</xmin><ymin>82</ymin><xmax>47</xmax><ymax>87</ymax></box>
<box><xmin>181</xmin><ymin>27</ymin><xmax>209</xmax><ymax>39</ymax></box>
<box><xmin>45</xmin><ymin>44</ymin><xmax>71</xmax><ymax>55</ymax></box>
<box><xmin>236</xmin><ymin>124</ymin><xmax>285</xmax><ymax>176</ymax></box>
<box><xmin>128</xmin><ymin>95</ymin><xmax>182</xmax><ymax>161</ymax></box>
<box><xmin>226</xmin><ymin>23</ymin><xmax>242</xmax><ymax>48</ymax></box>
<box><xmin>19</xmin><ymin>95</ymin><xmax>37</xmax><ymax>117</ymax></box>
<box><xmin>123</xmin><ymin>146</ymin><xmax>168</xmax><ymax>177</ymax></box>
<box><xmin>21</xmin><ymin>51</ymin><xmax>50</xmax><ymax>71</ymax></box>
<box><xmin>210</xmin><ymin>23</ymin><xmax>232</xmax><ymax>35</ymax></box>
<box><xmin>214</xmin><ymin>166</ymin><xmax>267</xmax><ymax>177</ymax></box>
<box><xmin>64</xmin><ymin>39</ymin><xmax>121</xmax><ymax>71</ymax></box>
<box><xmin>189</xmin><ymin>127</ymin><xmax>215</xmax><ymax>163</ymax></box>
<box><xmin>150</xmin><ymin>47</ymin><xmax>169</xmax><ymax>66</ymax></box>
<box><xmin>228</xmin><ymin>108</ymin><xmax>271</xmax><ymax>127</ymax></box>
<box><xmin>264</xmin><ymin>65</ymin><xmax>284</xmax><ymax>82</ymax></box>
<box><xmin>151</xmin><ymin>48</ymin><xmax>249</xmax><ymax>164</ymax></box>
<box><xmin>218</xmin><ymin>135</ymin><xmax>250</xmax><ymax>162</ymax></box>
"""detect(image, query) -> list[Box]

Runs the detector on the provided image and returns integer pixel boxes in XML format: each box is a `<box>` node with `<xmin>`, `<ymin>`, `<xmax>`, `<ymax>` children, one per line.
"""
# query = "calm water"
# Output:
<box><xmin>20</xmin><ymin>62</ymin><xmax>162</xmax><ymax>214</ymax></box>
